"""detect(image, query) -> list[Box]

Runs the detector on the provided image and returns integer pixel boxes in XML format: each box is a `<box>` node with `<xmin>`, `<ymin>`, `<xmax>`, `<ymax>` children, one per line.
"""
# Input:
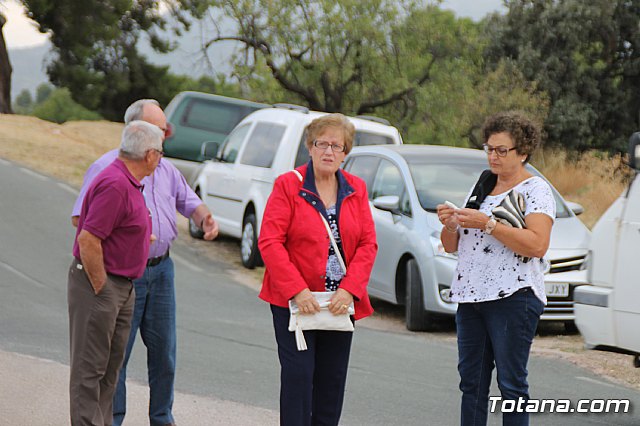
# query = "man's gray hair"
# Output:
<box><xmin>124</xmin><ymin>99</ymin><xmax>161</xmax><ymax>124</ymax></box>
<box><xmin>119</xmin><ymin>120</ymin><xmax>164</xmax><ymax>160</ymax></box>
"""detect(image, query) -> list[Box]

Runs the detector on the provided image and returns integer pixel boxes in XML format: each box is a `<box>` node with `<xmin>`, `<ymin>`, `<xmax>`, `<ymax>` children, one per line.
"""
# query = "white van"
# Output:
<box><xmin>190</xmin><ymin>104</ymin><xmax>403</xmax><ymax>268</ymax></box>
<box><xmin>574</xmin><ymin>133</ymin><xmax>640</xmax><ymax>367</ymax></box>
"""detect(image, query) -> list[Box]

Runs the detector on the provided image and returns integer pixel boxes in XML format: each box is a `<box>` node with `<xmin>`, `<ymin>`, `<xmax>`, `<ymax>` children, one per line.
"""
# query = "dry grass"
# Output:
<box><xmin>532</xmin><ymin>148</ymin><xmax>631</xmax><ymax>228</ymax></box>
<box><xmin>0</xmin><ymin>114</ymin><xmax>123</xmax><ymax>188</ymax></box>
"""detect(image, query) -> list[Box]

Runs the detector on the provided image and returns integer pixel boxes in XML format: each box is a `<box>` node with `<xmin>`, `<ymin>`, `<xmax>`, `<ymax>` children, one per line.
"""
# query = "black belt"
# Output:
<box><xmin>147</xmin><ymin>250</ymin><xmax>169</xmax><ymax>267</ymax></box>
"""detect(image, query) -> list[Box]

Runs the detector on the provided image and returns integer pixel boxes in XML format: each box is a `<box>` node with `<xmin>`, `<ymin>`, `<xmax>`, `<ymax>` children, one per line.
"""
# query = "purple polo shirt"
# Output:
<box><xmin>72</xmin><ymin>149</ymin><xmax>203</xmax><ymax>258</ymax></box>
<box><xmin>73</xmin><ymin>159</ymin><xmax>151</xmax><ymax>279</ymax></box>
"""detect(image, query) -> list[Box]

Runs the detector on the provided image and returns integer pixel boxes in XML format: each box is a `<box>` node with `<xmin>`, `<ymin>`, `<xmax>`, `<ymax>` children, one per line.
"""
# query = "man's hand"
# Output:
<box><xmin>191</xmin><ymin>205</ymin><xmax>219</xmax><ymax>241</ymax></box>
<box><xmin>77</xmin><ymin>229</ymin><xmax>108</xmax><ymax>295</ymax></box>
<box><xmin>201</xmin><ymin>214</ymin><xmax>219</xmax><ymax>241</ymax></box>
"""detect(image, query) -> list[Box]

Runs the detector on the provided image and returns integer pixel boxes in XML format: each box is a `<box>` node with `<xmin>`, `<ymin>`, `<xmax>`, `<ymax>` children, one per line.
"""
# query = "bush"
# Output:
<box><xmin>32</xmin><ymin>88</ymin><xmax>102</xmax><ymax>123</ymax></box>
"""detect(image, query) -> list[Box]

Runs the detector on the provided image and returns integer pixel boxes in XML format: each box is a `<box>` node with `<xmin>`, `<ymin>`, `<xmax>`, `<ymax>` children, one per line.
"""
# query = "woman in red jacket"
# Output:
<box><xmin>259</xmin><ymin>113</ymin><xmax>377</xmax><ymax>426</ymax></box>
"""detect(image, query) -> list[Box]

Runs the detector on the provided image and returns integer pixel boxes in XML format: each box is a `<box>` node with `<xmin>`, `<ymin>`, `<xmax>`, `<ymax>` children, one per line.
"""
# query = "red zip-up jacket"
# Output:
<box><xmin>258</xmin><ymin>163</ymin><xmax>377</xmax><ymax>320</ymax></box>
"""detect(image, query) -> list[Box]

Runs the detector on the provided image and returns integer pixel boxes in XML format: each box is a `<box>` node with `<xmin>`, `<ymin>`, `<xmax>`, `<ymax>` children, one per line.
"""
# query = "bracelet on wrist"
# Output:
<box><xmin>445</xmin><ymin>224</ymin><xmax>459</xmax><ymax>233</ymax></box>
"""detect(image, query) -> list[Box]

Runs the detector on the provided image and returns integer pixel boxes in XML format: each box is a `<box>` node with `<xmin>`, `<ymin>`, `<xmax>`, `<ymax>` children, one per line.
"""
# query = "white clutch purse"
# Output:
<box><xmin>288</xmin><ymin>291</ymin><xmax>354</xmax><ymax>351</ymax></box>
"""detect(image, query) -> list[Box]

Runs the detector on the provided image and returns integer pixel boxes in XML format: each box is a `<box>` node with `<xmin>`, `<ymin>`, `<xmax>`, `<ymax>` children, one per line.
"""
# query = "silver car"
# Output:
<box><xmin>343</xmin><ymin>145</ymin><xmax>591</xmax><ymax>331</ymax></box>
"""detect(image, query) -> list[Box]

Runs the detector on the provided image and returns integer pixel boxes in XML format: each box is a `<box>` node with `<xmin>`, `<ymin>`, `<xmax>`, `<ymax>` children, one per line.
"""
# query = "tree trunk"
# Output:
<box><xmin>0</xmin><ymin>12</ymin><xmax>13</xmax><ymax>114</ymax></box>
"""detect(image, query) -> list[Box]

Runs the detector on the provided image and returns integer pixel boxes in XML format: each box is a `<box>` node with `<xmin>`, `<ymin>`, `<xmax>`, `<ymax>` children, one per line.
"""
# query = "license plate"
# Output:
<box><xmin>545</xmin><ymin>283</ymin><xmax>569</xmax><ymax>297</ymax></box>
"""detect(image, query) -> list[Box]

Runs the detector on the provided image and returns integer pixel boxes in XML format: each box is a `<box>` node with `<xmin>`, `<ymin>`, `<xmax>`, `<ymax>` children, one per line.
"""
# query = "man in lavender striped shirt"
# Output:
<box><xmin>72</xmin><ymin>99</ymin><xmax>218</xmax><ymax>426</ymax></box>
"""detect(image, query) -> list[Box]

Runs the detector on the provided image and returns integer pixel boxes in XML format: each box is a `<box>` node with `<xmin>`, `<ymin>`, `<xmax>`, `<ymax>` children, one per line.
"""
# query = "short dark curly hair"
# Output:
<box><xmin>482</xmin><ymin>111</ymin><xmax>541</xmax><ymax>163</ymax></box>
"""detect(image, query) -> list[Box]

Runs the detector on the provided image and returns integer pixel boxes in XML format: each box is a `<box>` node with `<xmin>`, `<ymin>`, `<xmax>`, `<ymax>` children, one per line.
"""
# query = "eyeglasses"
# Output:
<box><xmin>313</xmin><ymin>140</ymin><xmax>346</xmax><ymax>153</ymax></box>
<box><xmin>482</xmin><ymin>144</ymin><xmax>517</xmax><ymax>157</ymax></box>
<box><xmin>148</xmin><ymin>148</ymin><xmax>164</xmax><ymax>157</ymax></box>
<box><xmin>159</xmin><ymin>122</ymin><xmax>173</xmax><ymax>139</ymax></box>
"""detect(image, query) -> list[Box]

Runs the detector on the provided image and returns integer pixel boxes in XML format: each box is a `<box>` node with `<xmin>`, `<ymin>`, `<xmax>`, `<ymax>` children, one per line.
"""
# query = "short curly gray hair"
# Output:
<box><xmin>119</xmin><ymin>120</ymin><xmax>164</xmax><ymax>160</ymax></box>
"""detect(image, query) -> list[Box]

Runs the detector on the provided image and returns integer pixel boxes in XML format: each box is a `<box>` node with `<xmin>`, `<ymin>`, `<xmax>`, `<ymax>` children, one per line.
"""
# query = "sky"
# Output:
<box><xmin>1</xmin><ymin>0</ymin><xmax>506</xmax><ymax>50</ymax></box>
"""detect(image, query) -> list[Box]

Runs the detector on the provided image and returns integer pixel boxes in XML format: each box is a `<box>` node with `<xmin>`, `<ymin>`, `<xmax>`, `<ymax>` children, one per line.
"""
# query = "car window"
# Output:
<box><xmin>354</xmin><ymin>132</ymin><xmax>394</xmax><ymax>146</ymax></box>
<box><xmin>408</xmin><ymin>162</ymin><xmax>479</xmax><ymax>211</ymax></box>
<box><xmin>240</xmin><ymin>123</ymin><xmax>285</xmax><ymax>168</ymax></box>
<box><xmin>399</xmin><ymin>189</ymin><xmax>412</xmax><ymax>216</ymax></box>
<box><xmin>371</xmin><ymin>159</ymin><xmax>405</xmax><ymax>200</ymax></box>
<box><xmin>219</xmin><ymin>124</ymin><xmax>250</xmax><ymax>163</ymax></box>
<box><xmin>344</xmin><ymin>155</ymin><xmax>381</xmax><ymax>198</ymax></box>
<box><xmin>182</xmin><ymin>99</ymin><xmax>250</xmax><ymax>135</ymax></box>
<box><xmin>294</xmin><ymin>132</ymin><xmax>310</xmax><ymax>168</ymax></box>
<box><xmin>406</xmin><ymin>159</ymin><xmax>570</xmax><ymax>217</ymax></box>
<box><xmin>295</xmin><ymin>129</ymin><xmax>394</xmax><ymax>169</ymax></box>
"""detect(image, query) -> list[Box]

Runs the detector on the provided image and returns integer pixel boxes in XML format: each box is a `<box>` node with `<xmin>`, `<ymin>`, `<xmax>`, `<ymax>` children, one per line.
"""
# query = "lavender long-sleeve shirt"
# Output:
<box><xmin>72</xmin><ymin>149</ymin><xmax>203</xmax><ymax>258</ymax></box>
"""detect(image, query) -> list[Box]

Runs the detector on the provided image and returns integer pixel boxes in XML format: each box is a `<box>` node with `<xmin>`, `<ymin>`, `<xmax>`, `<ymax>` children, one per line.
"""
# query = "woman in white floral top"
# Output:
<box><xmin>437</xmin><ymin>111</ymin><xmax>555</xmax><ymax>426</ymax></box>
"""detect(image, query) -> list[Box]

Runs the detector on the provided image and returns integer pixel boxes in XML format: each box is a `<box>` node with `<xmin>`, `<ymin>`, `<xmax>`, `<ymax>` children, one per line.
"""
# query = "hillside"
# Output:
<box><xmin>0</xmin><ymin>114</ymin><xmax>122</xmax><ymax>187</ymax></box>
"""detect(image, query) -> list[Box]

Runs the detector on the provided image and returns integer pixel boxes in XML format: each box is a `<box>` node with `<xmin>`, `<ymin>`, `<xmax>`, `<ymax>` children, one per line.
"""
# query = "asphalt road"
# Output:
<box><xmin>1</xmin><ymin>157</ymin><xmax>639</xmax><ymax>425</ymax></box>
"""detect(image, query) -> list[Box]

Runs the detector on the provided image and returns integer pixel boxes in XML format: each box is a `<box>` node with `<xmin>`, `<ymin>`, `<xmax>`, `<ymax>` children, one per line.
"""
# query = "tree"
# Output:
<box><xmin>180</xmin><ymin>1</ymin><xmax>476</xmax><ymax>113</ymax></box>
<box><xmin>21</xmin><ymin>0</ymin><xmax>192</xmax><ymax>120</ymax></box>
<box><xmin>0</xmin><ymin>11</ymin><xmax>13</xmax><ymax>113</ymax></box>
<box><xmin>35</xmin><ymin>83</ymin><xmax>53</xmax><ymax>104</ymax></box>
<box><xmin>398</xmin><ymin>60</ymin><xmax>549</xmax><ymax>147</ymax></box>
<box><xmin>13</xmin><ymin>89</ymin><xmax>33</xmax><ymax>114</ymax></box>
<box><xmin>484</xmin><ymin>0</ymin><xmax>640</xmax><ymax>152</ymax></box>
<box><xmin>179</xmin><ymin>1</ymin><xmax>549</xmax><ymax>146</ymax></box>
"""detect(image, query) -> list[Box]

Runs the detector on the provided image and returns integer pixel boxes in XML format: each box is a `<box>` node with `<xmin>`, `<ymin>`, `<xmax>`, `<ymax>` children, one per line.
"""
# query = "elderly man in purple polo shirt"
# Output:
<box><xmin>71</xmin><ymin>99</ymin><xmax>218</xmax><ymax>426</ymax></box>
<box><xmin>69</xmin><ymin>120</ymin><xmax>163</xmax><ymax>425</ymax></box>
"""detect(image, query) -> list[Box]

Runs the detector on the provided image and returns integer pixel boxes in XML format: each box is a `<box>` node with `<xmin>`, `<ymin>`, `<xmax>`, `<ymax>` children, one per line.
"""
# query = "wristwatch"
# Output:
<box><xmin>485</xmin><ymin>217</ymin><xmax>497</xmax><ymax>235</ymax></box>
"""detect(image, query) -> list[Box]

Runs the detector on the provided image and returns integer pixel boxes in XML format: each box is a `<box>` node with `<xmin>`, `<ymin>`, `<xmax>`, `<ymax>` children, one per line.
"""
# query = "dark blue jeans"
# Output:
<box><xmin>456</xmin><ymin>288</ymin><xmax>544</xmax><ymax>426</ymax></box>
<box><xmin>113</xmin><ymin>257</ymin><xmax>176</xmax><ymax>426</ymax></box>
<box><xmin>271</xmin><ymin>304</ymin><xmax>353</xmax><ymax>426</ymax></box>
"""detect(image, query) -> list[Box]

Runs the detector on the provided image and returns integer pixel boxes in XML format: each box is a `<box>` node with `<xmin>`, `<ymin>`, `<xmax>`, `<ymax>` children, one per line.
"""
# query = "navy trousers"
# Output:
<box><xmin>456</xmin><ymin>287</ymin><xmax>544</xmax><ymax>426</ymax></box>
<box><xmin>271</xmin><ymin>304</ymin><xmax>354</xmax><ymax>426</ymax></box>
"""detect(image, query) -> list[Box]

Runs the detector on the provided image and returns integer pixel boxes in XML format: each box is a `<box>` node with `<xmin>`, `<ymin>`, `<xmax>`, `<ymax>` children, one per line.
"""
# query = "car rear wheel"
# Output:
<box><xmin>405</xmin><ymin>258</ymin><xmax>431</xmax><ymax>331</ymax></box>
<box><xmin>241</xmin><ymin>212</ymin><xmax>263</xmax><ymax>269</ymax></box>
<box><xmin>189</xmin><ymin>189</ymin><xmax>205</xmax><ymax>239</ymax></box>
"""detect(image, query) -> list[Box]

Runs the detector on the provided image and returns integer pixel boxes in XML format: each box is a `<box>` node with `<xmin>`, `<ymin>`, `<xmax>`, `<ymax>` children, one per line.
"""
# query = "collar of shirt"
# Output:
<box><xmin>298</xmin><ymin>159</ymin><xmax>355</xmax><ymax>220</ymax></box>
<box><xmin>112</xmin><ymin>158</ymin><xmax>143</xmax><ymax>190</ymax></box>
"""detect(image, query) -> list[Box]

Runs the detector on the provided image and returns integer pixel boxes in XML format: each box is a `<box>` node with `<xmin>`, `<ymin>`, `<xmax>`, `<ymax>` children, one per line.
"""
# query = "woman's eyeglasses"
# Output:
<box><xmin>482</xmin><ymin>144</ymin><xmax>516</xmax><ymax>157</ymax></box>
<box><xmin>314</xmin><ymin>140</ymin><xmax>346</xmax><ymax>153</ymax></box>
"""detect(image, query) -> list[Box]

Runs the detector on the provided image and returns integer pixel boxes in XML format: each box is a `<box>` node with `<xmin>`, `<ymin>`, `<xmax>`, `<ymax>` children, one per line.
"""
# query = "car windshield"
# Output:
<box><xmin>405</xmin><ymin>159</ymin><xmax>570</xmax><ymax>218</ymax></box>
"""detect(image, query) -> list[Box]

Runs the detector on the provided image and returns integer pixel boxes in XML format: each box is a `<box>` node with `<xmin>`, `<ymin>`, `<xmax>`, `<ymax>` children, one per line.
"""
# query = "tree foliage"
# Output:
<box><xmin>178</xmin><ymin>0</ymin><xmax>549</xmax><ymax>146</ymax></box>
<box><xmin>35</xmin><ymin>82</ymin><xmax>53</xmax><ymax>104</ymax></box>
<box><xmin>21</xmin><ymin>0</ymin><xmax>189</xmax><ymax>120</ymax></box>
<box><xmin>485</xmin><ymin>0</ymin><xmax>640</xmax><ymax>152</ymax></box>
<box><xmin>179</xmin><ymin>1</ymin><xmax>466</xmax><ymax>112</ymax></box>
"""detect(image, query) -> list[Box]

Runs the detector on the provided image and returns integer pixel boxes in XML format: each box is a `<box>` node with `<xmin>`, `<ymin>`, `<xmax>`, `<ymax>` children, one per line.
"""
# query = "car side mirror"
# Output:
<box><xmin>628</xmin><ymin>132</ymin><xmax>640</xmax><ymax>170</ymax></box>
<box><xmin>565</xmin><ymin>201</ymin><xmax>584</xmax><ymax>216</ymax></box>
<box><xmin>201</xmin><ymin>141</ymin><xmax>220</xmax><ymax>161</ymax></box>
<box><xmin>372</xmin><ymin>195</ymin><xmax>400</xmax><ymax>213</ymax></box>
